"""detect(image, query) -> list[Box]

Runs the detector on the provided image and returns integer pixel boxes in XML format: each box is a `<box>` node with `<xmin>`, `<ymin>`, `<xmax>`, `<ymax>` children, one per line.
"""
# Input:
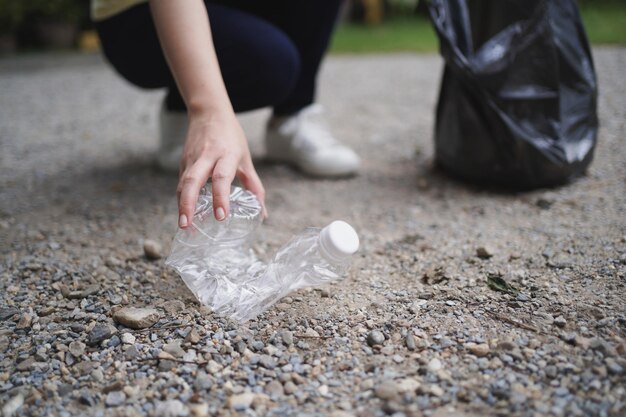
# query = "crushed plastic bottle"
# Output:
<box><xmin>166</xmin><ymin>186</ymin><xmax>359</xmax><ymax>322</ymax></box>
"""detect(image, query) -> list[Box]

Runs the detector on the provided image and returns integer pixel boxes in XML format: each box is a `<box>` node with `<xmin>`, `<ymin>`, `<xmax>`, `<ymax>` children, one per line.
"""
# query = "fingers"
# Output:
<box><xmin>177</xmin><ymin>158</ymin><xmax>213</xmax><ymax>229</ymax></box>
<box><xmin>177</xmin><ymin>156</ymin><xmax>263</xmax><ymax>229</ymax></box>
<box><xmin>238</xmin><ymin>159</ymin><xmax>267</xmax><ymax>219</ymax></box>
<box><xmin>210</xmin><ymin>158</ymin><xmax>237</xmax><ymax>221</ymax></box>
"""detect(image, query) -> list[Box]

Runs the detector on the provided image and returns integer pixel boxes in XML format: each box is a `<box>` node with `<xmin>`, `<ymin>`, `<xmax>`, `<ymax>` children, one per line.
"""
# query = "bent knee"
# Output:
<box><xmin>223</xmin><ymin>30</ymin><xmax>301</xmax><ymax>112</ymax></box>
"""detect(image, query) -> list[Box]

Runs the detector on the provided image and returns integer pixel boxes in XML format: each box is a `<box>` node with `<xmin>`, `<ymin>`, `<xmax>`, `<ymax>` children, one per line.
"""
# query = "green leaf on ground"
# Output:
<box><xmin>487</xmin><ymin>273</ymin><xmax>519</xmax><ymax>295</ymax></box>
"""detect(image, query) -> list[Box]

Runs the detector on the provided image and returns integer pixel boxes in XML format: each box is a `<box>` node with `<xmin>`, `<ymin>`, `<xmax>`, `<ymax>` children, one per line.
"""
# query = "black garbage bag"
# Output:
<box><xmin>428</xmin><ymin>0</ymin><xmax>598</xmax><ymax>188</ymax></box>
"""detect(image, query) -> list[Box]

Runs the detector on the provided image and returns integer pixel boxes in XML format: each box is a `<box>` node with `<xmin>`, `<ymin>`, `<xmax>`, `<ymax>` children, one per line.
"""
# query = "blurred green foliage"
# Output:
<box><xmin>1</xmin><ymin>0</ymin><xmax>624</xmax><ymax>51</ymax></box>
<box><xmin>334</xmin><ymin>0</ymin><xmax>626</xmax><ymax>53</ymax></box>
<box><xmin>0</xmin><ymin>0</ymin><xmax>88</xmax><ymax>33</ymax></box>
<box><xmin>0</xmin><ymin>0</ymin><xmax>26</xmax><ymax>32</ymax></box>
<box><xmin>28</xmin><ymin>0</ymin><xmax>86</xmax><ymax>22</ymax></box>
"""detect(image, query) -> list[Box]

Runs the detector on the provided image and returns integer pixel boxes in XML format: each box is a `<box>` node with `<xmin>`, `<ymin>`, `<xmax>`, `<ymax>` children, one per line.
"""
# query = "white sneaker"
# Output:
<box><xmin>156</xmin><ymin>103</ymin><xmax>187</xmax><ymax>173</ymax></box>
<box><xmin>265</xmin><ymin>104</ymin><xmax>360</xmax><ymax>177</ymax></box>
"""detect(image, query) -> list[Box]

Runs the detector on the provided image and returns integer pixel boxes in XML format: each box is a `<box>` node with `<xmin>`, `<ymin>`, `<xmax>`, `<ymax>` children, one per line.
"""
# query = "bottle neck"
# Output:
<box><xmin>318</xmin><ymin>233</ymin><xmax>349</xmax><ymax>265</ymax></box>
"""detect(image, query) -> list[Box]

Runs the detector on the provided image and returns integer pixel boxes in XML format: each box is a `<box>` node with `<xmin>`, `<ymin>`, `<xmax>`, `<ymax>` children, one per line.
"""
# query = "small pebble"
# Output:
<box><xmin>155</xmin><ymin>399</ymin><xmax>186</xmax><ymax>417</ymax></box>
<box><xmin>87</xmin><ymin>323</ymin><xmax>117</xmax><ymax>346</ymax></box>
<box><xmin>143</xmin><ymin>239</ymin><xmax>162</xmax><ymax>260</ymax></box>
<box><xmin>227</xmin><ymin>393</ymin><xmax>256</xmax><ymax>410</ymax></box>
<box><xmin>606</xmin><ymin>358</ymin><xmax>624</xmax><ymax>375</ymax></box>
<box><xmin>405</xmin><ymin>333</ymin><xmax>416</xmax><ymax>351</ymax></box>
<box><xmin>427</xmin><ymin>358</ymin><xmax>442</xmax><ymax>372</ymax></box>
<box><xmin>68</xmin><ymin>341</ymin><xmax>86</xmax><ymax>357</ymax></box>
<box><xmin>120</xmin><ymin>333</ymin><xmax>136</xmax><ymax>345</ymax></box>
<box><xmin>105</xmin><ymin>391</ymin><xmax>126</xmax><ymax>407</ymax></box>
<box><xmin>476</xmin><ymin>246</ymin><xmax>494</xmax><ymax>259</ymax></box>
<box><xmin>375</xmin><ymin>381</ymin><xmax>399</xmax><ymax>400</ymax></box>
<box><xmin>113</xmin><ymin>307</ymin><xmax>161</xmax><ymax>330</ymax></box>
<box><xmin>1</xmin><ymin>394</ymin><xmax>23</xmax><ymax>416</ymax></box>
<box><xmin>367</xmin><ymin>330</ymin><xmax>385</xmax><ymax>347</ymax></box>
<box><xmin>186</xmin><ymin>328</ymin><xmax>201</xmax><ymax>344</ymax></box>
<box><xmin>466</xmin><ymin>343</ymin><xmax>490</xmax><ymax>357</ymax></box>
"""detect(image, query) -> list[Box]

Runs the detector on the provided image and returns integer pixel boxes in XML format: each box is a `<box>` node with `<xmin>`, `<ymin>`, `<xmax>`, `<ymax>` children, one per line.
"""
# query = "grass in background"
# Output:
<box><xmin>330</xmin><ymin>5</ymin><xmax>626</xmax><ymax>54</ymax></box>
<box><xmin>330</xmin><ymin>17</ymin><xmax>437</xmax><ymax>53</ymax></box>
<box><xmin>581</xmin><ymin>3</ymin><xmax>626</xmax><ymax>45</ymax></box>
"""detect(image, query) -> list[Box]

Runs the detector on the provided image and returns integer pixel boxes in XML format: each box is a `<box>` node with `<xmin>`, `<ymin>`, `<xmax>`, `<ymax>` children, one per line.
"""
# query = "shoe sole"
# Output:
<box><xmin>265</xmin><ymin>154</ymin><xmax>359</xmax><ymax>178</ymax></box>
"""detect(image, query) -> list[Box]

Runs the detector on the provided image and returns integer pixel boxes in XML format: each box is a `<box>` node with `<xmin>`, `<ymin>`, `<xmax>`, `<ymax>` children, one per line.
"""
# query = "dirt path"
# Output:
<box><xmin>1</xmin><ymin>49</ymin><xmax>624</xmax><ymax>417</ymax></box>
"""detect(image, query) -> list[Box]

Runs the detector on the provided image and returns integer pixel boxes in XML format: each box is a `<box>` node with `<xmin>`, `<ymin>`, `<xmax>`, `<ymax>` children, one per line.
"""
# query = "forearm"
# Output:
<box><xmin>149</xmin><ymin>0</ymin><xmax>232</xmax><ymax>118</ymax></box>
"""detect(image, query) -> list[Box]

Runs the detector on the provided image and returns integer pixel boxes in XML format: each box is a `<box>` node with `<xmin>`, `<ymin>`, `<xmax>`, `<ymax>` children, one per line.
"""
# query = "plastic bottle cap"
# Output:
<box><xmin>320</xmin><ymin>220</ymin><xmax>359</xmax><ymax>261</ymax></box>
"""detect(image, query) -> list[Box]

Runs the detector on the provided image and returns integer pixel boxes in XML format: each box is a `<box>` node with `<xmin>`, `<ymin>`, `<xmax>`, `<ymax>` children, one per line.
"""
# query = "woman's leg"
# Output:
<box><xmin>210</xmin><ymin>0</ymin><xmax>359</xmax><ymax>177</ymax></box>
<box><xmin>95</xmin><ymin>2</ymin><xmax>300</xmax><ymax>113</ymax></box>
<box><xmin>210</xmin><ymin>0</ymin><xmax>344</xmax><ymax>115</ymax></box>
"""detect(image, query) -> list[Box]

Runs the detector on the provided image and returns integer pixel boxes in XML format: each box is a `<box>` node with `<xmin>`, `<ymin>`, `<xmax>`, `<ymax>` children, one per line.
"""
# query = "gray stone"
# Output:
<box><xmin>78</xmin><ymin>391</ymin><xmax>97</xmax><ymax>406</ymax></box>
<box><xmin>466</xmin><ymin>343</ymin><xmax>490</xmax><ymax>357</ymax></box>
<box><xmin>590</xmin><ymin>338</ymin><xmax>617</xmax><ymax>357</ymax></box>
<box><xmin>15</xmin><ymin>314</ymin><xmax>32</xmax><ymax>329</ymax></box>
<box><xmin>304</xmin><ymin>328</ymin><xmax>320</xmax><ymax>337</ymax></box>
<box><xmin>16</xmin><ymin>357</ymin><xmax>34</xmax><ymax>371</ymax></box>
<box><xmin>163</xmin><ymin>340</ymin><xmax>186</xmax><ymax>358</ymax></box>
<box><xmin>497</xmin><ymin>341</ymin><xmax>517</xmax><ymax>351</ymax></box>
<box><xmin>281</xmin><ymin>330</ymin><xmax>294</xmax><ymax>346</ymax></box>
<box><xmin>265</xmin><ymin>380</ymin><xmax>284</xmax><ymax>397</ymax></box>
<box><xmin>545</xmin><ymin>365</ymin><xmax>557</xmax><ymax>378</ymax></box>
<box><xmin>120</xmin><ymin>332</ymin><xmax>136</xmax><ymax>345</ymax></box>
<box><xmin>375</xmin><ymin>381</ymin><xmax>400</xmax><ymax>400</ymax></box>
<box><xmin>87</xmin><ymin>323</ymin><xmax>117</xmax><ymax>346</ymax></box>
<box><xmin>1</xmin><ymin>393</ymin><xmax>23</xmax><ymax>416</ymax></box>
<box><xmin>160</xmin><ymin>300</ymin><xmax>185</xmax><ymax>314</ymax></box>
<box><xmin>227</xmin><ymin>393</ymin><xmax>256</xmax><ymax>410</ymax></box>
<box><xmin>259</xmin><ymin>355</ymin><xmax>276</xmax><ymax>369</ymax></box>
<box><xmin>124</xmin><ymin>345</ymin><xmax>140</xmax><ymax>360</ymax></box>
<box><xmin>284</xmin><ymin>381</ymin><xmax>297</xmax><ymax>395</ymax></box>
<box><xmin>0</xmin><ymin>307</ymin><xmax>20</xmax><ymax>321</ymax></box>
<box><xmin>605</xmin><ymin>358</ymin><xmax>624</xmax><ymax>375</ymax></box>
<box><xmin>113</xmin><ymin>307</ymin><xmax>160</xmax><ymax>330</ymax></box>
<box><xmin>186</xmin><ymin>328</ymin><xmax>201</xmax><ymax>344</ymax></box>
<box><xmin>105</xmin><ymin>391</ymin><xmax>126</xmax><ymax>407</ymax></box>
<box><xmin>561</xmin><ymin>332</ymin><xmax>578</xmax><ymax>345</ymax></box>
<box><xmin>427</xmin><ymin>358</ymin><xmax>442</xmax><ymax>372</ymax></box>
<box><xmin>476</xmin><ymin>246</ymin><xmax>494</xmax><ymax>259</ymax></box>
<box><xmin>188</xmin><ymin>403</ymin><xmax>209</xmax><ymax>417</ymax></box>
<box><xmin>143</xmin><ymin>239</ymin><xmax>163</xmax><ymax>260</ymax></box>
<box><xmin>58</xmin><ymin>384</ymin><xmax>74</xmax><ymax>396</ymax></box>
<box><xmin>405</xmin><ymin>333</ymin><xmax>416</xmax><ymax>351</ymax></box>
<box><xmin>367</xmin><ymin>330</ymin><xmax>385</xmax><ymax>347</ymax></box>
<box><xmin>155</xmin><ymin>399</ymin><xmax>187</xmax><ymax>417</ymax></box>
<box><xmin>60</xmin><ymin>284</ymin><xmax>100</xmax><ymax>300</ymax></box>
<box><xmin>69</xmin><ymin>341</ymin><xmax>86</xmax><ymax>357</ymax></box>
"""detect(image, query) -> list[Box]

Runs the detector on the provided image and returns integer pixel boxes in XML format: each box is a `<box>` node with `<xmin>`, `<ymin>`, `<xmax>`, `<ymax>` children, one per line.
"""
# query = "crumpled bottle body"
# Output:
<box><xmin>166</xmin><ymin>187</ymin><xmax>350</xmax><ymax>322</ymax></box>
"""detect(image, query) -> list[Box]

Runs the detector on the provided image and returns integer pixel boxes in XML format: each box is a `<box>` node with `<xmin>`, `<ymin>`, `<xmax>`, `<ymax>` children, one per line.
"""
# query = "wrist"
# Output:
<box><xmin>186</xmin><ymin>93</ymin><xmax>233</xmax><ymax>121</ymax></box>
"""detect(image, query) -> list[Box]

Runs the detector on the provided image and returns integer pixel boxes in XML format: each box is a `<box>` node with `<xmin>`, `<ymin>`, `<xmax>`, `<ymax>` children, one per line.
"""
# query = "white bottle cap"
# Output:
<box><xmin>320</xmin><ymin>220</ymin><xmax>360</xmax><ymax>262</ymax></box>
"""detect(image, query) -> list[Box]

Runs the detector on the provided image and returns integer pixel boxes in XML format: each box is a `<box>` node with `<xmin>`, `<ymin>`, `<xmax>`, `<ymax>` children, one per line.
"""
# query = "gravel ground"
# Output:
<box><xmin>1</xmin><ymin>49</ymin><xmax>625</xmax><ymax>417</ymax></box>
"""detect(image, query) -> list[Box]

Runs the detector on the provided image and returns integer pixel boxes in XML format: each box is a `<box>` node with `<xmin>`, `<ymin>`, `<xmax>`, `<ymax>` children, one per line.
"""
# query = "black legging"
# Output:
<box><xmin>95</xmin><ymin>0</ymin><xmax>343</xmax><ymax>115</ymax></box>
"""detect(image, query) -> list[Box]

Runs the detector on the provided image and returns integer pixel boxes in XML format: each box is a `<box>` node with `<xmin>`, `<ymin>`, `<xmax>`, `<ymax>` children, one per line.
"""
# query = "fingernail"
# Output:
<box><xmin>215</xmin><ymin>207</ymin><xmax>225</xmax><ymax>221</ymax></box>
<box><xmin>178</xmin><ymin>214</ymin><xmax>188</xmax><ymax>228</ymax></box>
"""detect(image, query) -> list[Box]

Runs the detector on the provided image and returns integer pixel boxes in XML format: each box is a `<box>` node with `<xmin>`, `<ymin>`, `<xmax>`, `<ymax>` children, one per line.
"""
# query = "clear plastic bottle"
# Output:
<box><xmin>166</xmin><ymin>186</ymin><xmax>264</xmax><ymax>313</ymax></box>
<box><xmin>166</xmin><ymin>186</ymin><xmax>359</xmax><ymax>322</ymax></box>
<box><xmin>231</xmin><ymin>220</ymin><xmax>359</xmax><ymax>322</ymax></box>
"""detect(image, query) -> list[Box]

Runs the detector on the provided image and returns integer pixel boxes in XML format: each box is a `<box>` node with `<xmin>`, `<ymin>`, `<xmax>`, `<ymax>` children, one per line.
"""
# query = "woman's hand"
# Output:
<box><xmin>149</xmin><ymin>0</ymin><xmax>266</xmax><ymax>228</ymax></box>
<box><xmin>176</xmin><ymin>111</ymin><xmax>265</xmax><ymax>229</ymax></box>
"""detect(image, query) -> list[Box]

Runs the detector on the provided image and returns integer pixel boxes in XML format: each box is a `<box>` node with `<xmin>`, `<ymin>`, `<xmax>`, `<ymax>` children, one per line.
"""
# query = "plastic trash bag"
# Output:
<box><xmin>428</xmin><ymin>0</ymin><xmax>598</xmax><ymax>188</ymax></box>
